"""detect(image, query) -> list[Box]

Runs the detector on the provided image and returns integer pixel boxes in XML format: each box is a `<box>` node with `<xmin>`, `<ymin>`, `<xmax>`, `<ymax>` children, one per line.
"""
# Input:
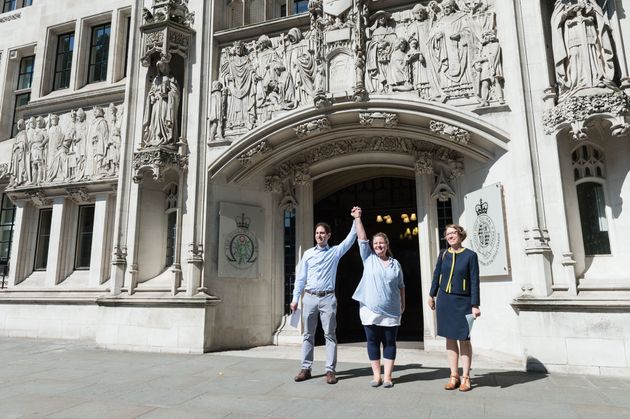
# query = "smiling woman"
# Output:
<box><xmin>352</xmin><ymin>212</ymin><xmax>406</xmax><ymax>388</ymax></box>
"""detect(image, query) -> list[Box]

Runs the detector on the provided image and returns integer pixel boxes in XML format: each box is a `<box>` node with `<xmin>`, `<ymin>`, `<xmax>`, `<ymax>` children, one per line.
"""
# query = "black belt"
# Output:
<box><xmin>305</xmin><ymin>289</ymin><xmax>334</xmax><ymax>297</ymax></box>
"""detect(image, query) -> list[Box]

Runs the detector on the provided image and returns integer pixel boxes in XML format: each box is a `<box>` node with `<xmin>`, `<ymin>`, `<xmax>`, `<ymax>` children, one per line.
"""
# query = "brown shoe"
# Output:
<box><xmin>444</xmin><ymin>375</ymin><xmax>460</xmax><ymax>390</ymax></box>
<box><xmin>294</xmin><ymin>369</ymin><xmax>311</xmax><ymax>382</ymax></box>
<box><xmin>325</xmin><ymin>371</ymin><xmax>338</xmax><ymax>384</ymax></box>
<box><xmin>459</xmin><ymin>376</ymin><xmax>471</xmax><ymax>392</ymax></box>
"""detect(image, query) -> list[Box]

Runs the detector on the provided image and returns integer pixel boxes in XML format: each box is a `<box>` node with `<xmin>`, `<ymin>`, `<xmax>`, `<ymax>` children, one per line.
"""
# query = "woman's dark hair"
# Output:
<box><xmin>444</xmin><ymin>223</ymin><xmax>467</xmax><ymax>241</ymax></box>
<box><xmin>373</xmin><ymin>232</ymin><xmax>393</xmax><ymax>257</ymax></box>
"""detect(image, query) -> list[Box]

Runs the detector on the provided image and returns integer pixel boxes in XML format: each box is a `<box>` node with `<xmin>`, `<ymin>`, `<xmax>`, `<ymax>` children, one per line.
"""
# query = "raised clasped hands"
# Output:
<box><xmin>351</xmin><ymin>206</ymin><xmax>362</xmax><ymax>219</ymax></box>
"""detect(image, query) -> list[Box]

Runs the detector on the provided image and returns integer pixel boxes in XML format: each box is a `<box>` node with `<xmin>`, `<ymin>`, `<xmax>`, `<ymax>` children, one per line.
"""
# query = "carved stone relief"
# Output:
<box><xmin>295</xmin><ymin>117</ymin><xmax>331</xmax><ymax>137</ymax></box>
<box><xmin>239</xmin><ymin>141</ymin><xmax>272</xmax><ymax>166</ymax></box>
<box><xmin>213</xmin><ymin>0</ymin><xmax>504</xmax><ymax>143</ymax></box>
<box><xmin>359</xmin><ymin>112</ymin><xmax>399</xmax><ymax>128</ymax></box>
<box><xmin>66</xmin><ymin>187</ymin><xmax>92</xmax><ymax>204</ymax></box>
<box><xmin>5</xmin><ymin>104</ymin><xmax>123</xmax><ymax>190</ymax></box>
<box><xmin>431</xmin><ymin>169</ymin><xmax>456</xmax><ymax>201</ymax></box>
<box><xmin>429</xmin><ymin>120</ymin><xmax>470</xmax><ymax>145</ymax></box>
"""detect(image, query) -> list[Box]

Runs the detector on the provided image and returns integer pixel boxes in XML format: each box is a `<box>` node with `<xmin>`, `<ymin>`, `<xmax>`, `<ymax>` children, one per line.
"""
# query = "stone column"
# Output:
<box><xmin>414</xmin><ymin>154</ymin><xmax>438</xmax><ymax>341</ymax></box>
<box><xmin>46</xmin><ymin>197</ymin><xmax>67</xmax><ymax>287</ymax></box>
<box><xmin>7</xmin><ymin>200</ymin><xmax>31</xmax><ymax>286</ymax></box>
<box><xmin>90</xmin><ymin>193</ymin><xmax>112</xmax><ymax>287</ymax></box>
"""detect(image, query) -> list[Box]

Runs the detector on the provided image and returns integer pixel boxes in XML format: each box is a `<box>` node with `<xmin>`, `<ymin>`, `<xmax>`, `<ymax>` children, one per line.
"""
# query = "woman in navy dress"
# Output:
<box><xmin>427</xmin><ymin>224</ymin><xmax>480</xmax><ymax>392</ymax></box>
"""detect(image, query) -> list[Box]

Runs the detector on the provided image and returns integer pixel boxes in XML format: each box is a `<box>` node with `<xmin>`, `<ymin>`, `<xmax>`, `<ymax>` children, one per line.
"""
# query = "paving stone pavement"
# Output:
<box><xmin>1</xmin><ymin>337</ymin><xmax>630</xmax><ymax>419</ymax></box>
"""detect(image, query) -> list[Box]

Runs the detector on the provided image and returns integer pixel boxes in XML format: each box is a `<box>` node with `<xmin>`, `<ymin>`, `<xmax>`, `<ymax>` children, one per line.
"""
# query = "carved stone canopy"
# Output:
<box><xmin>140</xmin><ymin>1</ymin><xmax>194</xmax><ymax>68</ymax></box>
<box><xmin>543</xmin><ymin>90</ymin><xmax>630</xmax><ymax>140</ymax></box>
<box><xmin>132</xmin><ymin>146</ymin><xmax>188</xmax><ymax>183</ymax></box>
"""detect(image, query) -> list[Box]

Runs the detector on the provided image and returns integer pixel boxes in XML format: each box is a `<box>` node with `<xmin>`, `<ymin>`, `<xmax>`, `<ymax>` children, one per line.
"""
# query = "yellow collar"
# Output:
<box><xmin>448</xmin><ymin>247</ymin><xmax>465</xmax><ymax>254</ymax></box>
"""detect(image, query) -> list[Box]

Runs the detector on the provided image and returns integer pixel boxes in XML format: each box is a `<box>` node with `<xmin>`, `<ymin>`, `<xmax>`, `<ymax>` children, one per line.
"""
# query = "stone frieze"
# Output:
<box><xmin>213</xmin><ymin>0</ymin><xmax>504</xmax><ymax>142</ymax></box>
<box><xmin>5</xmin><ymin>104</ymin><xmax>123</xmax><ymax>190</ymax></box>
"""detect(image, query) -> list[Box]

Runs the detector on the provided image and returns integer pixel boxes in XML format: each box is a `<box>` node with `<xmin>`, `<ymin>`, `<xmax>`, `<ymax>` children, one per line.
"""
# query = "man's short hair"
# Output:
<box><xmin>315</xmin><ymin>222</ymin><xmax>331</xmax><ymax>234</ymax></box>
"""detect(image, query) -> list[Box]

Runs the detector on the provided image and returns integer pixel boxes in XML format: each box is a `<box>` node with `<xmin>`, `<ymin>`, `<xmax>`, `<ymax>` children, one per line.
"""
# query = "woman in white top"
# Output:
<box><xmin>352</xmin><ymin>212</ymin><xmax>405</xmax><ymax>388</ymax></box>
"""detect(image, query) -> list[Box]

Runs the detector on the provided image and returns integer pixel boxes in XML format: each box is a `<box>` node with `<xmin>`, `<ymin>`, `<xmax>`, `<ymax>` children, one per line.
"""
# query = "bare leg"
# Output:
<box><xmin>446</xmin><ymin>338</ymin><xmax>460</xmax><ymax>377</ymax></box>
<box><xmin>383</xmin><ymin>358</ymin><xmax>395</xmax><ymax>383</ymax></box>
<box><xmin>459</xmin><ymin>340</ymin><xmax>472</xmax><ymax>378</ymax></box>
<box><xmin>370</xmin><ymin>360</ymin><xmax>381</xmax><ymax>382</ymax></box>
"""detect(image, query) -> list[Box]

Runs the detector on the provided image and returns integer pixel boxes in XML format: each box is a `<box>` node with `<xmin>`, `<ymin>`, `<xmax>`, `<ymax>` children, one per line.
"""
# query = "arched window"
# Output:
<box><xmin>571</xmin><ymin>143</ymin><xmax>605</xmax><ymax>181</ymax></box>
<box><xmin>571</xmin><ymin>143</ymin><xmax>610</xmax><ymax>255</ymax></box>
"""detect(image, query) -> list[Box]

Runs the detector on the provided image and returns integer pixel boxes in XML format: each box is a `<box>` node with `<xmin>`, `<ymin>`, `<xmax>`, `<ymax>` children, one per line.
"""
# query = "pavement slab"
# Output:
<box><xmin>1</xmin><ymin>337</ymin><xmax>630</xmax><ymax>419</ymax></box>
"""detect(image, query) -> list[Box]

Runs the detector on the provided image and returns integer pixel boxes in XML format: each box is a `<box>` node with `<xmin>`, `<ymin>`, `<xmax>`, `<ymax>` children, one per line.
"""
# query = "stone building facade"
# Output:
<box><xmin>0</xmin><ymin>0</ymin><xmax>629</xmax><ymax>376</ymax></box>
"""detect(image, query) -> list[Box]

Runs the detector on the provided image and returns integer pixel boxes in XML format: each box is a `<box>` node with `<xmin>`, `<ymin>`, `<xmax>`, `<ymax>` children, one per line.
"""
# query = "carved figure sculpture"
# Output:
<box><xmin>551</xmin><ymin>0</ymin><xmax>616</xmax><ymax>99</ymax></box>
<box><xmin>106</xmin><ymin>104</ymin><xmax>121</xmax><ymax>176</ymax></box>
<box><xmin>389</xmin><ymin>38</ymin><xmax>413</xmax><ymax>91</ymax></box>
<box><xmin>253</xmin><ymin>35</ymin><xmax>281</xmax><ymax>122</ymax></box>
<box><xmin>286</xmin><ymin>28</ymin><xmax>316</xmax><ymax>107</ymax></box>
<box><xmin>30</xmin><ymin>116</ymin><xmax>49</xmax><ymax>184</ymax></box>
<box><xmin>474</xmin><ymin>30</ymin><xmax>504</xmax><ymax>106</ymax></box>
<box><xmin>223</xmin><ymin>40</ymin><xmax>257</xmax><ymax>130</ymax></box>
<box><xmin>427</xmin><ymin>0</ymin><xmax>477</xmax><ymax>99</ymax></box>
<box><xmin>46</xmin><ymin>114</ymin><xmax>67</xmax><ymax>182</ymax></box>
<box><xmin>87</xmin><ymin>106</ymin><xmax>109</xmax><ymax>178</ymax></box>
<box><xmin>365</xmin><ymin>11</ymin><xmax>396</xmax><ymax>93</ymax></box>
<box><xmin>9</xmin><ymin>119</ymin><xmax>29</xmax><ymax>186</ymax></box>
<box><xmin>143</xmin><ymin>61</ymin><xmax>180</xmax><ymax>147</ymax></box>
<box><xmin>73</xmin><ymin>108</ymin><xmax>87</xmax><ymax>180</ymax></box>
<box><xmin>209</xmin><ymin>80</ymin><xmax>225</xmax><ymax>142</ymax></box>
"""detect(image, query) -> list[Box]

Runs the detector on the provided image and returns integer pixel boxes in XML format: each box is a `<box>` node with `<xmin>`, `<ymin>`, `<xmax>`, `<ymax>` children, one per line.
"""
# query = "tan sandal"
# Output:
<box><xmin>459</xmin><ymin>376</ymin><xmax>471</xmax><ymax>392</ymax></box>
<box><xmin>444</xmin><ymin>374</ymin><xmax>460</xmax><ymax>390</ymax></box>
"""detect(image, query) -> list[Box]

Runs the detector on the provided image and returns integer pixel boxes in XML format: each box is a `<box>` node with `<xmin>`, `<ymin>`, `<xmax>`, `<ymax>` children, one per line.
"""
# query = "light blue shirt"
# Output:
<box><xmin>292</xmin><ymin>222</ymin><xmax>357</xmax><ymax>303</ymax></box>
<box><xmin>352</xmin><ymin>239</ymin><xmax>405</xmax><ymax>318</ymax></box>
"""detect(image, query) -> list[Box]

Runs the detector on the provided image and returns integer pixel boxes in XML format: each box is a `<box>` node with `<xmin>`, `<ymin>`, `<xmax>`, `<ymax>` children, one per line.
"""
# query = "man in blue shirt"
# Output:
<box><xmin>290</xmin><ymin>206</ymin><xmax>361</xmax><ymax>384</ymax></box>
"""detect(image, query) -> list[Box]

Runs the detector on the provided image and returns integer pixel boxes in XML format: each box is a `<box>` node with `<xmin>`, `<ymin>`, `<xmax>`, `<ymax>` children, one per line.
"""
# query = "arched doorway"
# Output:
<box><xmin>313</xmin><ymin>176</ymin><xmax>423</xmax><ymax>343</ymax></box>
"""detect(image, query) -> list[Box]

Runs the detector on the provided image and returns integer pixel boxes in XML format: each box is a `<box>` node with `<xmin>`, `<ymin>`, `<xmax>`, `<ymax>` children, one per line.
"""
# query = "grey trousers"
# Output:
<box><xmin>300</xmin><ymin>292</ymin><xmax>337</xmax><ymax>372</ymax></box>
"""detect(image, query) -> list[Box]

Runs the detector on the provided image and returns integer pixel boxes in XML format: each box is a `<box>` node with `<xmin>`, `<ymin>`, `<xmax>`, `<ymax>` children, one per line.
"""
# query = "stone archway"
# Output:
<box><xmin>207</xmin><ymin>100</ymin><xmax>509</xmax><ymax>346</ymax></box>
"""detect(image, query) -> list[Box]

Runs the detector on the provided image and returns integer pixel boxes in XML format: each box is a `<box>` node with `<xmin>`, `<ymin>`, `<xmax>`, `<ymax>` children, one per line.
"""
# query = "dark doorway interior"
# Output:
<box><xmin>314</xmin><ymin>177</ymin><xmax>423</xmax><ymax>343</ymax></box>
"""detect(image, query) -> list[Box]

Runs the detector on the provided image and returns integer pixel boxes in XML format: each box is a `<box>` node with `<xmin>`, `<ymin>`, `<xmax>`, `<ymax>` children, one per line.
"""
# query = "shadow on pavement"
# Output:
<box><xmin>472</xmin><ymin>370</ymin><xmax>548</xmax><ymax>389</ymax></box>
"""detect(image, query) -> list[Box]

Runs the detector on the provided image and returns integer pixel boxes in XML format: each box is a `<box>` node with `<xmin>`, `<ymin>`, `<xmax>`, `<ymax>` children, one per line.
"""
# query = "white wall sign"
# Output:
<box><xmin>218</xmin><ymin>202</ymin><xmax>264</xmax><ymax>278</ymax></box>
<box><xmin>465</xmin><ymin>183</ymin><xmax>509</xmax><ymax>277</ymax></box>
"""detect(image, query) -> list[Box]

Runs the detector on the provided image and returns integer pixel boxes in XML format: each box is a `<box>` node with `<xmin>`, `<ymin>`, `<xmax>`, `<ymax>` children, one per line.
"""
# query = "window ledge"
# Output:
<box><xmin>511</xmin><ymin>295</ymin><xmax>630</xmax><ymax>312</ymax></box>
<box><xmin>24</xmin><ymin>83</ymin><xmax>125</xmax><ymax>115</ymax></box>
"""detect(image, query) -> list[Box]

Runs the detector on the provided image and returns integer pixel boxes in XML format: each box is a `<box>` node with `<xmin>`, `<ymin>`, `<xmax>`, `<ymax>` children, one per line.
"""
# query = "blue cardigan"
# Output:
<box><xmin>352</xmin><ymin>240</ymin><xmax>405</xmax><ymax>318</ymax></box>
<box><xmin>430</xmin><ymin>247</ymin><xmax>480</xmax><ymax>306</ymax></box>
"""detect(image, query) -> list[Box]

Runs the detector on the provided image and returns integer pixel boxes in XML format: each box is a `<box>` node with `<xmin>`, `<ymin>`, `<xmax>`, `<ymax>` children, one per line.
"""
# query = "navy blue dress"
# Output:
<box><xmin>430</xmin><ymin>248</ymin><xmax>480</xmax><ymax>340</ymax></box>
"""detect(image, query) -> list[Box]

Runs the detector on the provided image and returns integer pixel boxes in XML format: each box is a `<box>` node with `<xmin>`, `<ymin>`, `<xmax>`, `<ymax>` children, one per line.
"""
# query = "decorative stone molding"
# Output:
<box><xmin>264</xmin><ymin>175</ymin><xmax>282</xmax><ymax>193</ymax></box>
<box><xmin>112</xmin><ymin>245</ymin><xmax>128</xmax><ymax>266</ymax></box>
<box><xmin>266</xmin><ymin>136</ymin><xmax>466</xmax><ymax>187</ymax></box>
<box><xmin>65</xmin><ymin>187</ymin><xmax>92</xmax><ymax>204</ymax></box>
<box><xmin>239</xmin><ymin>141</ymin><xmax>272</xmax><ymax>166</ymax></box>
<box><xmin>429</xmin><ymin>120</ymin><xmax>470</xmax><ymax>145</ymax></box>
<box><xmin>0</xmin><ymin>163</ymin><xmax>9</xmax><ymax>183</ymax></box>
<box><xmin>523</xmin><ymin>227</ymin><xmax>551</xmax><ymax>255</ymax></box>
<box><xmin>359</xmin><ymin>112</ymin><xmax>399</xmax><ymax>128</ymax></box>
<box><xmin>295</xmin><ymin>117</ymin><xmax>331</xmax><ymax>138</ymax></box>
<box><xmin>0</xmin><ymin>12</ymin><xmax>21</xmax><ymax>24</ymax></box>
<box><xmin>25</xmin><ymin>189</ymin><xmax>51</xmax><ymax>207</ymax></box>
<box><xmin>431</xmin><ymin>170</ymin><xmax>456</xmax><ymax>202</ymax></box>
<box><xmin>414</xmin><ymin>151</ymin><xmax>434</xmax><ymax>176</ymax></box>
<box><xmin>543</xmin><ymin>91</ymin><xmax>630</xmax><ymax>140</ymax></box>
<box><xmin>132</xmin><ymin>146</ymin><xmax>188</xmax><ymax>183</ymax></box>
<box><xmin>187</xmin><ymin>242</ymin><xmax>203</xmax><ymax>263</ymax></box>
<box><xmin>448</xmin><ymin>160</ymin><xmax>465</xmax><ymax>179</ymax></box>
